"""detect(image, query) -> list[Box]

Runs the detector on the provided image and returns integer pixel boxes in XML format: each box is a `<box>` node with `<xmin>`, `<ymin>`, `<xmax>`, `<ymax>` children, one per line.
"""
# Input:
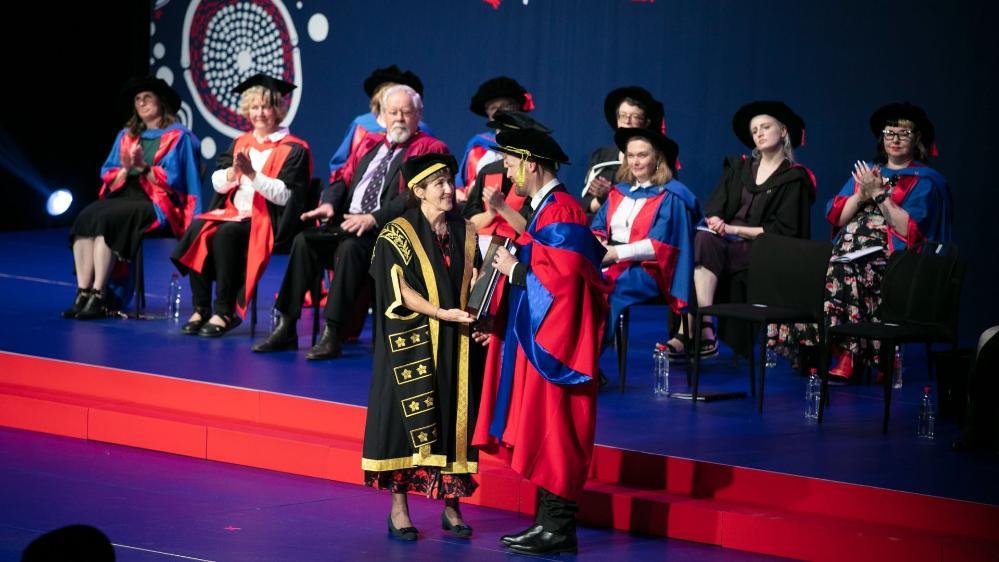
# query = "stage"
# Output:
<box><xmin>2</xmin><ymin>228</ymin><xmax>998</xmax><ymax>561</ymax></box>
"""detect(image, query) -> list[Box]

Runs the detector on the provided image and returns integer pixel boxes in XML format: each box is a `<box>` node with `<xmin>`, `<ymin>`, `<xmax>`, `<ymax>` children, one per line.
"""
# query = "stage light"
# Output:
<box><xmin>46</xmin><ymin>189</ymin><xmax>73</xmax><ymax>216</ymax></box>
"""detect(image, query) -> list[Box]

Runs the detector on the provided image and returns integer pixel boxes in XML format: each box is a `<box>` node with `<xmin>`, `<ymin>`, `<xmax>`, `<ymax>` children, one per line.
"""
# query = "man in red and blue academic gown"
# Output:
<box><xmin>472</xmin><ymin>127</ymin><xmax>612</xmax><ymax>555</ymax></box>
<box><xmin>252</xmin><ymin>84</ymin><xmax>449</xmax><ymax>358</ymax></box>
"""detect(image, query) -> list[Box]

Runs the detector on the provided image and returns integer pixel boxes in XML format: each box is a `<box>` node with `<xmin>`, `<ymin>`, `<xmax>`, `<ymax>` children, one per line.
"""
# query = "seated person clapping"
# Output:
<box><xmin>172</xmin><ymin>74</ymin><xmax>311</xmax><ymax>337</ymax></box>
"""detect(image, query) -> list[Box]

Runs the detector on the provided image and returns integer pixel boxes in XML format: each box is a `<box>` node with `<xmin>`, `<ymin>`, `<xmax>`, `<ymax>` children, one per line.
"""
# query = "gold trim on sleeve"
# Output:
<box><xmin>385</xmin><ymin>264</ymin><xmax>419</xmax><ymax>321</ymax></box>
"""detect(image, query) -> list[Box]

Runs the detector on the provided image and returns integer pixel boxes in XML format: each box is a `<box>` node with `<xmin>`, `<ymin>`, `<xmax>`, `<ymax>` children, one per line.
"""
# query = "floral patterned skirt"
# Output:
<box><xmin>769</xmin><ymin>205</ymin><xmax>889</xmax><ymax>368</ymax></box>
<box><xmin>364</xmin><ymin>467</ymin><xmax>478</xmax><ymax>499</ymax></box>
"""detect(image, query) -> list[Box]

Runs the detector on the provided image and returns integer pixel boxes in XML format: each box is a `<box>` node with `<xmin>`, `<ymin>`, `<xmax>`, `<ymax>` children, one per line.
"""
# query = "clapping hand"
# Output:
<box><xmin>587</xmin><ymin>175</ymin><xmax>612</xmax><ymax>198</ymax></box>
<box><xmin>852</xmin><ymin>161</ymin><xmax>882</xmax><ymax>200</ymax></box>
<box><xmin>234</xmin><ymin>148</ymin><xmax>256</xmax><ymax>180</ymax></box>
<box><xmin>483</xmin><ymin>185</ymin><xmax>505</xmax><ymax>213</ymax></box>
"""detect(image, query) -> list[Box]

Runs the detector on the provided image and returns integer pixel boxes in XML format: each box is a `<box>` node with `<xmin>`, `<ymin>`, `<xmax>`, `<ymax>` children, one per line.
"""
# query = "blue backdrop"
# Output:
<box><xmin>146</xmin><ymin>0</ymin><xmax>996</xmax><ymax>342</ymax></box>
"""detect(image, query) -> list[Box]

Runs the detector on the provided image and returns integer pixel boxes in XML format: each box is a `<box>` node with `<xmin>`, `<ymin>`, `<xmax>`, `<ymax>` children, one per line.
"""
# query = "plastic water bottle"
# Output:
<box><xmin>805</xmin><ymin>368</ymin><xmax>820</xmax><ymax>420</ymax></box>
<box><xmin>653</xmin><ymin>343</ymin><xmax>670</xmax><ymax>395</ymax></box>
<box><xmin>892</xmin><ymin>346</ymin><xmax>904</xmax><ymax>389</ymax></box>
<box><xmin>917</xmin><ymin>386</ymin><xmax>935</xmax><ymax>439</ymax></box>
<box><xmin>166</xmin><ymin>273</ymin><xmax>182</xmax><ymax>320</ymax></box>
<box><xmin>765</xmin><ymin>346</ymin><xmax>777</xmax><ymax>369</ymax></box>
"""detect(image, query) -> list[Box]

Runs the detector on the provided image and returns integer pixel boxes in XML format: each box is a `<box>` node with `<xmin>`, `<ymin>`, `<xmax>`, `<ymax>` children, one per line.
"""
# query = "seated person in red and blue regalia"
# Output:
<box><xmin>591</xmin><ymin>128</ymin><xmax>701</xmax><ymax>351</ymax></box>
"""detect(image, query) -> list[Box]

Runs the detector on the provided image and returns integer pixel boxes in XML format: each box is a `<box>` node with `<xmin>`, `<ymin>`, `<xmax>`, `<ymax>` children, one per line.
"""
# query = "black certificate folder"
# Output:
<box><xmin>466</xmin><ymin>236</ymin><xmax>515</xmax><ymax>319</ymax></box>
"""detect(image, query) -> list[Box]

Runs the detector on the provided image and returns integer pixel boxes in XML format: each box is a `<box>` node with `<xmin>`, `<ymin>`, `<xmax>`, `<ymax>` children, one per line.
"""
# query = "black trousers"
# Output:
<box><xmin>694</xmin><ymin>229</ymin><xmax>751</xmax><ymax>278</ymax></box>
<box><xmin>535</xmin><ymin>487</ymin><xmax>577</xmax><ymax>536</ymax></box>
<box><xmin>273</xmin><ymin>226</ymin><xmax>376</xmax><ymax>324</ymax></box>
<box><xmin>189</xmin><ymin>221</ymin><xmax>250</xmax><ymax>316</ymax></box>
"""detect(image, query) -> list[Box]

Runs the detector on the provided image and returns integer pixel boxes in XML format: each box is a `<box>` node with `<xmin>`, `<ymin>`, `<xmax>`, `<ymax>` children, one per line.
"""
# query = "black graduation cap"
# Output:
<box><xmin>492</xmin><ymin>128</ymin><xmax>570</xmax><ymax>164</ymax></box>
<box><xmin>603</xmin><ymin>86</ymin><xmax>665</xmax><ymax>132</ymax></box>
<box><xmin>470</xmin><ymin>76</ymin><xmax>532</xmax><ymax>117</ymax></box>
<box><xmin>869</xmin><ymin>102</ymin><xmax>935</xmax><ymax>150</ymax></box>
<box><xmin>363</xmin><ymin>65</ymin><xmax>424</xmax><ymax>97</ymax></box>
<box><xmin>732</xmin><ymin>100</ymin><xmax>806</xmax><ymax>149</ymax></box>
<box><xmin>231</xmin><ymin>73</ymin><xmax>296</xmax><ymax>96</ymax></box>
<box><xmin>613</xmin><ymin>128</ymin><xmax>680</xmax><ymax>174</ymax></box>
<box><xmin>120</xmin><ymin>75</ymin><xmax>181</xmax><ymax>115</ymax></box>
<box><xmin>403</xmin><ymin>153</ymin><xmax>459</xmax><ymax>189</ymax></box>
<box><xmin>486</xmin><ymin>109</ymin><xmax>552</xmax><ymax>133</ymax></box>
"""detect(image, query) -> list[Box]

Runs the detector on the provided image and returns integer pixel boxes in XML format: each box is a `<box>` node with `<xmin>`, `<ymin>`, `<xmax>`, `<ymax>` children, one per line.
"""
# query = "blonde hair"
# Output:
<box><xmin>369</xmin><ymin>82</ymin><xmax>397</xmax><ymax>114</ymax></box>
<box><xmin>237</xmin><ymin>86</ymin><xmax>288</xmax><ymax>122</ymax></box>
<box><xmin>615</xmin><ymin>138</ymin><xmax>674</xmax><ymax>185</ymax></box>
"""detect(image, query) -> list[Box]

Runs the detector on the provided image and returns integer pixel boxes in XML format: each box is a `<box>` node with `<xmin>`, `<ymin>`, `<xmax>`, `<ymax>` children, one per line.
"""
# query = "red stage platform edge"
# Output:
<box><xmin>1</xmin><ymin>351</ymin><xmax>996</xmax><ymax>562</ymax></box>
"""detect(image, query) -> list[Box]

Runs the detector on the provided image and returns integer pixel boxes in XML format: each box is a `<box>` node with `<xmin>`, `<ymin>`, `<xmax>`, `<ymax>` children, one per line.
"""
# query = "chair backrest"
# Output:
<box><xmin>746</xmin><ymin>234</ymin><xmax>833</xmax><ymax>316</ymax></box>
<box><xmin>880</xmin><ymin>242</ymin><xmax>964</xmax><ymax>339</ymax></box>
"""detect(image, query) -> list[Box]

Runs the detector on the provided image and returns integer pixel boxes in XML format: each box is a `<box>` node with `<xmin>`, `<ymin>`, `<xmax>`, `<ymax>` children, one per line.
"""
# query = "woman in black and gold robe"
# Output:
<box><xmin>362</xmin><ymin>153</ymin><xmax>482</xmax><ymax>541</ymax></box>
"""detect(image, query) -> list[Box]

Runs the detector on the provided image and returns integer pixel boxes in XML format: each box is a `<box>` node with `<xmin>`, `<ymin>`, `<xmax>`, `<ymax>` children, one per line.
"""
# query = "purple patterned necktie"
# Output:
<box><xmin>359</xmin><ymin>143</ymin><xmax>397</xmax><ymax>213</ymax></box>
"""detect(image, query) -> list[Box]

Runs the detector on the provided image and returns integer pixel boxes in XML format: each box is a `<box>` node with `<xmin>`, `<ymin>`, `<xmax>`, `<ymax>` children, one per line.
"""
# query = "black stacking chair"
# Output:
<box><xmin>691</xmin><ymin>234</ymin><xmax>833</xmax><ymax>412</ymax></box>
<box><xmin>134</xmin><ymin>229</ymin><xmax>174</xmax><ymax>318</ymax></box>
<box><xmin>818</xmin><ymin>242</ymin><xmax>964</xmax><ymax>433</ymax></box>
<box><xmin>615</xmin><ymin>297</ymin><xmax>692</xmax><ymax>392</ymax></box>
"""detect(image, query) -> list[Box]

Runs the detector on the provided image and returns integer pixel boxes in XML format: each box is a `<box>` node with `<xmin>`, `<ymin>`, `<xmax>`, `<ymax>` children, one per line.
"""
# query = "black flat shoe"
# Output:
<box><xmin>500</xmin><ymin>524</ymin><xmax>544</xmax><ymax>546</ymax></box>
<box><xmin>506</xmin><ymin>529</ymin><xmax>577</xmax><ymax>555</ymax></box>
<box><xmin>198</xmin><ymin>314</ymin><xmax>242</xmax><ymax>337</ymax></box>
<box><xmin>387</xmin><ymin>515</ymin><xmax>417</xmax><ymax>541</ymax></box>
<box><xmin>306</xmin><ymin>325</ymin><xmax>341</xmax><ymax>360</ymax></box>
<box><xmin>62</xmin><ymin>288</ymin><xmax>91</xmax><ymax>319</ymax></box>
<box><xmin>181</xmin><ymin>308</ymin><xmax>211</xmax><ymax>335</ymax></box>
<box><xmin>441</xmin><ymin>512</ymin><xmax>473</xmax><ymax>538</ymax></box>
<box><xmin>252</xmin><ymin>314</ymin><xmax>298</xmax><ymax>352</ymax></box>
<box><xmin>75</xmin><ymin>292</ymin><xmax>108</xmax><ymax>320</ymax></box>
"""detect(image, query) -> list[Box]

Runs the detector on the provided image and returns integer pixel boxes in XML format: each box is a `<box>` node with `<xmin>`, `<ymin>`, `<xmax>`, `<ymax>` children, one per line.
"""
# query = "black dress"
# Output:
<box><xmin>362</xmin><ymin>208</ymin><xmax>482</xmax><ymax>498</ymax></box>
<box><xmin>69</xmin><ymin>136</ymin><xmax>159</xmax><ymax>260</ymax></box>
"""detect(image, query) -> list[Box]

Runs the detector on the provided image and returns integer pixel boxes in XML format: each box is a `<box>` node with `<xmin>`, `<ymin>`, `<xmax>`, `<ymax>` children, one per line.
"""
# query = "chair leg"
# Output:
<box><xmin>692</xmin><ymin>313</ymin><xmax>703</xmax><ymax>401</ymax></box>
<box><xmin>616</xmin><ymin>308</ymin><xmax>629</xmax><ymax>392</ymax></box>
<box><xmin>311</xmin><ymin>276</ymin><xmax>322</xmax><ymax>346</ymax></box>
<box><xmin>880</xmin><ymin>339</ymin><xmax>894</xmax><ymax>434</ymax></box>
<box><xmin>135</xmin><ymin>242</ymin><xmax>145</xmax><ymax>317</ymax></box>
<box><xmin>250</xmin><ymin>289</ymin><xmax>258</xmax><ymax>338</ymax></box>
<box><xmin>818</xmin><ymin>329</ymin><xmax>830</xmax><ymax>424</ymax></box>
<box><xmin>680</xmin><ymin>312</ymin><xmax>691</xmax><ymax>386</ymax></box>
<box><xmin>748</xmin><ymin>328</ymin><xmax>756</xmax><ymax>397</ymax></box>
<box><xmin>757</xmin><ymin>326</ymin><xmax>767</xmax><ymax>414</ymax></box>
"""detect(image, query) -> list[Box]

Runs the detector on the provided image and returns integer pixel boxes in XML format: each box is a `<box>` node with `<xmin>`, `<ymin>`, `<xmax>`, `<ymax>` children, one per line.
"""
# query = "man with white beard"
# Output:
<box><xmin>253</xmin><ymin>84</ymin><xmax>450</xmax><ymax>359</ymax></box>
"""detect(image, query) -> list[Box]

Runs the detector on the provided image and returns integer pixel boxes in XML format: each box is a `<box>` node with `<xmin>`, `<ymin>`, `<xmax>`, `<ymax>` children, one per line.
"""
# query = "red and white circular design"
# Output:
<box><xmin>181</xmin><ymin>0</ymin><xmax>302</xmax><ymax>138</ymax></box>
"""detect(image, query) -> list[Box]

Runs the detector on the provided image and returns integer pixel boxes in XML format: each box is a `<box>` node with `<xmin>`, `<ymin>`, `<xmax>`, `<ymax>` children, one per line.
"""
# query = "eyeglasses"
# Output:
<box><xmin>386</xmin><ymin>109</ymin><xmax>416</xmax><ymax>119</ymax></box>
<box><xmin>617</xmin><ymin>112</ymin><xmax>647</xmax><ymax>125</ymax></box>
<box><xmin>882</xmin><ymin>129</ymin><xmax>914</xmax><ymax>142</ymax></box>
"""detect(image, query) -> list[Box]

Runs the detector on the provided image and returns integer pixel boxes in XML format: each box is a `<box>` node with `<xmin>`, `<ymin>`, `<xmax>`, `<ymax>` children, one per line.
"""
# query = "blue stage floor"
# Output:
<box><xmin>0</xmin><ymin>427</ymin><xmax>793</xmax><ymax>561</ymax></box>
<box><xmin>1</xmin><ymin>228</ymin><xmax>997</xmax><ymax>508</ymax></box>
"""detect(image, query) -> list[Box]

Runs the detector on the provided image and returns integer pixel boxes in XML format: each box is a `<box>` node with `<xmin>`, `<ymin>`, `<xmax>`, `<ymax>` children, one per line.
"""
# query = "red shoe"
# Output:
<box><xmin>828</xmin><ymin>348</ymin><xmax>853</xmax><ymax>384</ymax></box>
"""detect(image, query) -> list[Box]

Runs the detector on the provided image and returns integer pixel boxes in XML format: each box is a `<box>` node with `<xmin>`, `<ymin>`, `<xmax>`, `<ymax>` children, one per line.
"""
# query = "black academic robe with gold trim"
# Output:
<box><xmin>361</xmin><ymin>208</ymin><xmax>482</xmax><ymax>475</ymax></box>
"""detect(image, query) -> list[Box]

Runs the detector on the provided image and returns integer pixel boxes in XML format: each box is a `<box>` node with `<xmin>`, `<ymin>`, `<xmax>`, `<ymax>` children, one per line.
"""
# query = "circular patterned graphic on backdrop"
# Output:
<box><xmin>181</xmin><ymin>0</ymin><xmax>302</xmax><ymax>139</ymax></box>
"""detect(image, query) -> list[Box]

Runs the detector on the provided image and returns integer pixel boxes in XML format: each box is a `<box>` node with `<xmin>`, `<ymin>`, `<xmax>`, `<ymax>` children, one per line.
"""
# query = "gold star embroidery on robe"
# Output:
<box><xmin>410</xmin><ymin>333</ymin><xmax>422</xmax><ymax>343</ymax></box>
<box><xmin>417</xmin><ymin>431</ymin><xmax>429</xmax><ymax>442</ymax></box>
<box><xmin>417</xmin><ymin>364</ymin><xmax>428</xmax><ymax>375</ymax></box>
<box><xmin>408</xmin><ymin>401</ymin><xmax>420</xmax><ymax>412</ymax></box>
<box><xmin>424</xmin><ymin>396</ymin><xmax>434</xmax><ymax>407</ymax></box>
<box><xmin>400</xmin><ymin>368</ymin><xmax>413</xmax><ymax>379</ymax></box>
<box><xmin>395</xmin><ymin>336</ymin><xmax>407</xmax><ymax>348</ymax></box>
